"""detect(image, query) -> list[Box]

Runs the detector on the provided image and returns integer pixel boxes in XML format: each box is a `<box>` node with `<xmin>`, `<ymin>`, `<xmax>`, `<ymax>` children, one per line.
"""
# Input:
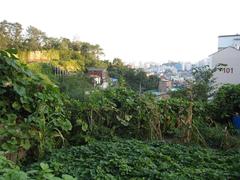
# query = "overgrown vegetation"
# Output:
<box><xmin>30</xmin><ymin>139</ymin><xmax>240</xmax><ymax>179</ymax></box>
<box><xmin>211</xmin><ymin>84</ymin><xmax>240</xmax><ymax>123</ymax></box>
<box><xmin>108</xmin><ymin>58</ymin><xmax>160</xmax><ymax>91</ymax></box>
<box><xmin>0</xmin><ymin>50</ymin><xmax>71</xmax><ymax>161</ymax></box>
<box><xmin>58</xmin><ymin>73</ymin><xmax>93</xmax><ymax>100</ymax></box>
<box><xmin>65</xmin><ymin>87</ymin><xmax>240</xmax><ymax>149</ymax></box>
<box><xmin>0</xmin><ymin>154</ymin><xmax>76</xmax><ymax>180</ymax></box>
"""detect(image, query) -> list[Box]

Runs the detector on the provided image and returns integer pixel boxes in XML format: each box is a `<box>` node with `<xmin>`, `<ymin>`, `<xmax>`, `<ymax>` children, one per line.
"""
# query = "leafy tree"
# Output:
<box><xmin>191</xmin><ymin>65</ymin><xmax>216</xmax><ymax>101</ymax></box>
<box><xmin>70</xmin><ymin>40</ymin><xmax>82</xmax><ymax>51</ymax></box>
<box><xmin>43</xmin><ymin>37</ymin><xmax>61</xmax><ymax>50</ymax></box>
<box><xmin>143</xmin><ymin>75</ymin><xmax>159</xmax><ymax>90</ymax></box>
<box><xmin>107</xmin><ymin>64</ymin><xmax>126</xmax><ymax>79</ymax></box>
<box><xmin>24</xmin><ymin>26</ymin><xmax>47</xmax><ymax>50</ymax></box>
<box><xmin>191</xmin><ymin>65</ymin><xmax>225</xmax><ymax>101</ymax></box>
<box><xmin>108</xmin><ymin>64</ymin><xmax>159</xmax><ymax>92</ymax></box>
<box><xmin>171</xmin><ymin>65</ymin><xmax>221</xmax><ymax>101</ymax></box>
<box><xmin>113</xmin><ymin>58</ymin><xmax>124</xmax><ymax>67</ymax></box>
<box><xmin>80</xmin><ymin>42</ymin><xmax>104</xmax><ymax>67</ymax></box>
<box><xmin>0</xmin><ymin>20</ymin><xmax>23</xmax><ymax>49</ymax></box>
<box><xmin>60</xmin><ymin>38</ymin><xmax>71</xmax><ymax>50</ymax></box>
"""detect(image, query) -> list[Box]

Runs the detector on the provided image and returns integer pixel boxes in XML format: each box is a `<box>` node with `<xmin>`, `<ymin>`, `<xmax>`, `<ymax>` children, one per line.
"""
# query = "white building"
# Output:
<box><xmin>218</xmin><ymin>34</ymin><xmax>240</xmax><ymax>51</ymax></box>
<box><xmin>209</xmin><ymin>47</ymin><xmax>240</xmax><ymax>86</ymax></box>
<box><xmin>184</xmin><ymin>62</ymin><xmax>192</xmax><ymax>71</ymax></box>
<box><xmin>197</xmin><ymin>57</ymin><xmax>212</xmax><ymax>67</ymax></box>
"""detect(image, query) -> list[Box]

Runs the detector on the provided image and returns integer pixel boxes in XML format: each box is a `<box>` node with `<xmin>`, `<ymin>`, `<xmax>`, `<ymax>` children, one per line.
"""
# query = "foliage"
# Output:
<box><xmin>169</xmin><ymin>88</ymin><xmax>189</xmax><ymax>99</ymax></box>
<box><xmin>33</xmin><ymin>139</ymin><xmax>240</xmax><ymax>179</ymax></box>
<box><xmin>66</xmin><ymin>86</ymin><xmax>240</xmax><ymax>148</ymax></box>
<box><xmin>0</xmin><ymin>20</ymin><xmax>106</xmax><ymax>71</ymax></box>
<box><xmin>170</xmin><ymin>65</ymin><xmax>221</xmax><ymax>101</ymax></box>
<box><xmin>195</xmin><ymin>120</ymin><xmax>240</xmax><ymax>149</ymax></box>
<box><xmin>23</xmin><ymin>26</ymin><xmax>47</xmax><ymax>51</ymax></box>
<box><xmin>112</xmin><ymin>58</ymin><xmax>124</xmax><ymax>67</ymax></box>
<box><xmin>108</xmin><ymin>64</ymin><xmax>160</xmax><ymax>92</ymax></box>
<box><xmin>58</xmin><ymin>73</ymin><xmax>93</xmax><ymax>100</ymax></box>
<box><xmin>57</xmin><ymin>60</ymin><xmax>85</xmax><ymax>72</ymax></box>
<box><xmin>18</xmin><ymin>50</ymin><xmax>60</xmax><ymax>63</ymax></box>
<box><xmin>27</xmin><ymin>63</ymin><xmax>58</xmax><ymax>85</ymax></box>
<box><xmin>191</xmin><ymin>65</ymin><xmax>218</xmax><ymax>101</ymax></box>
<box><xmin>211</xmin><ymin>84</ymin><xmax>240</xmax><ymax>123</ymax></box>
<box><xmin>0</xmin><ymin>50</ymin><xmax>71</xmax><ymax>159</ymax></box>
<box><xmin>0</xmin><ymin>153</ymin><xmax>28</xmax><ymax>180</ymax></box>
<box><xmin>67</xmin><ymin>87</ymin><xmax>162</xmax><ymax>143</ymax></box>
<box><xmin>0</xmin><ymin>154</ymin><xmax>76</xmax><ymax>180</ymax></box>
<box><xmin>0</xmin><ymin>20</ymin><xmax>23</xmax><ymax>50</ymax></box>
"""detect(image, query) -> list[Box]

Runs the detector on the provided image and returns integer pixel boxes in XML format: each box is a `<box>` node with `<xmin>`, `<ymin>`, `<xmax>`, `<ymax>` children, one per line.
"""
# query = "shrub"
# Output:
<box><xmin>0</xmin><ymin>50</ymin><xmax>72</xmax><ymax>160</ymax></box>
<box><xmin>58</xmin><ymin>73</ymin><xmax>93</xmax><ymax>100</ymax></box>
<box><xmin>66</xmin><ymin>87</ymin><xmax>162</xmax><ymax>143</ymax></box>
<box><xmin>66</xmin><ymin>87</ymin><xmax>213</xmax><ymax>146</ymax></box>
<box><xmin>211</xmin><ymin>84</ymin><xmax>240</xmax><ymax>123</ymax></box>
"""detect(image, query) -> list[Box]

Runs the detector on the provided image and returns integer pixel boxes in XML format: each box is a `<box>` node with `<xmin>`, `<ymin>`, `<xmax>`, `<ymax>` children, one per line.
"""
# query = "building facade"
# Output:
<box><xmin>218</xmin><ymin>34</ymin><xmax>240</xmax><ymax>51</ymax></box>
<box><xmin>209</xmin><ymin>47</ymin><xmax>240</xmax><ymax>86</ymax></box>
<box><xmin>158</xmin><ymin>78</ymin><xmax>172</xmax><ymax>93</ymax></box>
<box><xmin>87</xmin><ymin>67</ymin><xmax>108</xmax><ymax>88</ymax></box>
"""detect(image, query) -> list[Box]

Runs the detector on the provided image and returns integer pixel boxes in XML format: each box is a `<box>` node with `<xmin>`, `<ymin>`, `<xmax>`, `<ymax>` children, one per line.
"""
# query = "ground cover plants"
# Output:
<box><xmin>31</xmin><ymin>139</ymin><xmax>240</xmax><ymax>179</ymax></box>
<box><xmin>0</xmin><ymin>153</ymin><xmax>76</xmax><ymax>180</ymax></box>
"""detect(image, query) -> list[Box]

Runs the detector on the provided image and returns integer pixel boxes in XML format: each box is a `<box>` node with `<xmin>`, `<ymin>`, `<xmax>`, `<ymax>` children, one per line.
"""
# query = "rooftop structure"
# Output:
<box><xmin>218</xmin><ymin>34</ymin><xmax>240</xmax><ymax>51</ymax></box>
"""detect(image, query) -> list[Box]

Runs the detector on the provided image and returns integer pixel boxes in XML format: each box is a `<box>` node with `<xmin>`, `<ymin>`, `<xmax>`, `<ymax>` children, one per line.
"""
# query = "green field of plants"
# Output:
<box><xmin>1</xmin><ymin>49</ymin><xmax>240</xmax><ymax>179</ymax></box>
<box><xmin>30</xmin><ymin>139</ymin><xmax>240</xmax><ymax>179</ymax></box>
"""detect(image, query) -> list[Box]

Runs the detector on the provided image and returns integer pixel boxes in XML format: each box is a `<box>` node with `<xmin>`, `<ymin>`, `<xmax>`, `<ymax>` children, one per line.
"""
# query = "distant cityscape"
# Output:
<box><xmin>123</xmin><ymin>34</ymin><xmax>240</xmax><ymax>94</ymax></box>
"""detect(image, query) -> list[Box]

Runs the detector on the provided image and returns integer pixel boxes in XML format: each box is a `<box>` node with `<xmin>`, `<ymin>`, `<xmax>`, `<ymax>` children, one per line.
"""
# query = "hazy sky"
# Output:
<box><xmin>1</xmin><ymin>0</ymin><xmax>240</xmax><ymax>64</ymax></box>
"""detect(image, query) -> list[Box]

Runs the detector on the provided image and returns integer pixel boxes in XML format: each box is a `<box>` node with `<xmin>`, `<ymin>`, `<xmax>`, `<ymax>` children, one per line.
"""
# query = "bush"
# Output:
<box><xmin>0</xmin><ymin>50</ymin><xmax>72</xmax><ymax>160</ymax></box>
<box><xmin>59</xmin><ymin>73</ymin><xmax>93</xmax><ymax>100</ymax></box>
<box><xmin>211</xmin><ymin>84</ymin><xmax>240</xmax><ymax>123</ymax></box>
<box><xmin>66</xmin><ymin>87</ymin><xmax>222</xmax><ymax>147</ymax></box>
<box><xmin>27</xmin><ymin>63</ymin><xmax>58</xmax><ymax>86</ymax></box>
<box><xmin>66</xmin><ymin>87</ymin><xmax>162</xmax><ymax>143</ymax></box>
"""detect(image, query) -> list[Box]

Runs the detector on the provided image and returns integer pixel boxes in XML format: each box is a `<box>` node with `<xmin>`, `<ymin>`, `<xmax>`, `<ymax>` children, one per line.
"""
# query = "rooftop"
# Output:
<box><xmin>87</xmin><ymin>67</ymin><xmax>106</xmax><ymax>71</ymax></box>
<box><xmin>218</xmin><ymin>34</ymin><xmax>240</xmax><ymax>38</ymax></box>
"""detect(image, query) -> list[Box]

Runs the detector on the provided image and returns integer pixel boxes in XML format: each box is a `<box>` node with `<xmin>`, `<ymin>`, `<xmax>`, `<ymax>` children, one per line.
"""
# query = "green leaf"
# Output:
<box><xmin>1</xmin><ymin>138</ymin><xmax>18</xmax><ymax>152</ymax></box>
<box><xmin>62</xmin><ymin>174</ymin><xmax>77</xmax><ymax>180</ymax></box>
<box><xmin>13</xmin><ymin>84</ymin><xmax>26</xmax><ymax>96</ymax></box>
<box><xmin>40</xmin><ymin>163</ymin><xmax>50</xmax><ymax>171</ymax></box>
<box><xmin>12</xmin><ymin>102</ymin><xmax>21</xmax><ymax>111</ymax></box>
<box><xmin>76</xmin><ymin>118</ymin><xmax>88</xmax><ymax>132</ymax></box>
<box><xmin>0</xmin><ymin>88</ymin><xmax>6</xmax><ymax>95</ymax></box>
<box><xmin>7</xmin><ymin>114</ymin><xmax>17</xmax><ymax>124</ymax></box>
<box><xmin>20</xmin><ymin>139</ymin><xmax>31</xmax><ymax>150</ymax></box>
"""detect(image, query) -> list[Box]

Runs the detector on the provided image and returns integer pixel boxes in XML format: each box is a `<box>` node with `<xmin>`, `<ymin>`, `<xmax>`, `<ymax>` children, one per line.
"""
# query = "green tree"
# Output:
<box><xmin>24</xmin><ymin>25</ymin><xmax>47</xmax><ymax>50</ymax></box>
<box><xmin>0</xmin><ymin>20</ymin><xmax>23</xmax><ymax>49</ymax></box>
<box><xmin>43</xmin><ymin>37</ymin><xmax>61</xmax><ymax>50</ymax></box>
<box><xmin>192</xmin><ymin>65</ymin><xmax>218</xmax><ymax>101</ymax></box>
<box><xmin>60</xmin><ymin>38</ymin><xmax>71</xmax><ymax>50</ymax></box>
<box><xmin>113</xmin><ymin>58</ymin><xmax>124</xmax><ymax>67</ymax></box>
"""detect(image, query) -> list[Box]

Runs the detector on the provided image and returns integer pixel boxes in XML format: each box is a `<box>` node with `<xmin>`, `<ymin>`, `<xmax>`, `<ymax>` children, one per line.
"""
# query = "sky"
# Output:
<box><xmin>1</xmin><ymin>0</ymin><xmax>240</xmax><ymax>64</ymax></box>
